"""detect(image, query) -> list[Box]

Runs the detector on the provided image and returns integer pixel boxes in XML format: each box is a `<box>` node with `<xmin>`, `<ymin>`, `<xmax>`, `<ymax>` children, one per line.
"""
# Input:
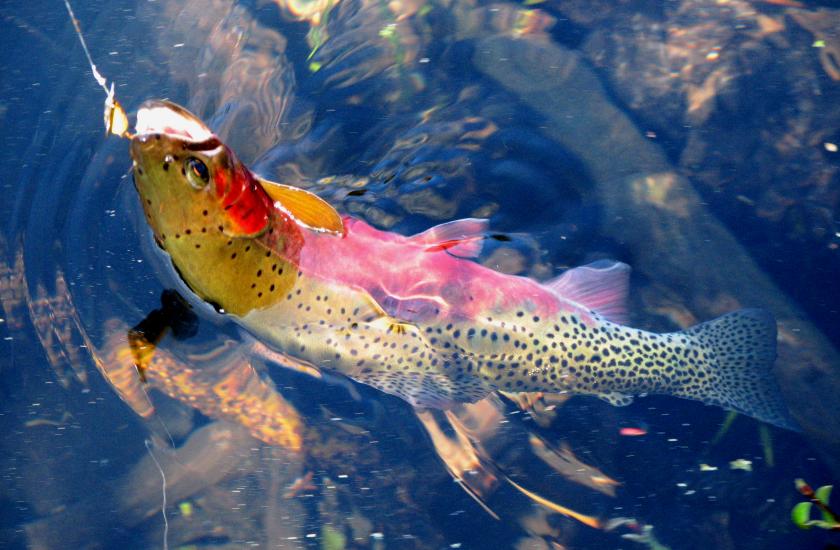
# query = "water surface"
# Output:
<box><xmin>1</xmin><ymin>1</ymin><xmax>839</xmax><ymax>548</ymax></box>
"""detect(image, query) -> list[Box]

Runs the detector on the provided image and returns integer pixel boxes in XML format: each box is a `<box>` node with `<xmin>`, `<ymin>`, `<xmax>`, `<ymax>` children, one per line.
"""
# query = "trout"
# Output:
<box><xmin>129</xmin><ymin>100</ymin><xmax>796</xmax><ymax>430</ymax></box>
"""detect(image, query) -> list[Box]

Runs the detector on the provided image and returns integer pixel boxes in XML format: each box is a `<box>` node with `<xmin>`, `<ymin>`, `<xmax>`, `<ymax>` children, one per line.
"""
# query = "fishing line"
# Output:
<box><xmin>145</xmin><ymin>438</ymin><xmax>170</xmax><ymax>550</ymax></box>
<box><xmin>154</xmin><ymin>411</ymin><xmax>178</xmax><ymax>450</ymax></box>
<box><xmin>62</xmin><ymin>0</ymin><xmax>130</xmax><ymax>137</ymax></box>
<box><xmin>61</xmin><ymin>0</ymin><xmax>109</xmax><ymax>94</ymax></box>
<box><xmin>119</xmin><ymin>165</ymin><xmax>134</xmax><ymax>190</ymax></box>
<box><xmin>134</xmin><ymin>378</ymin><xmax>177</xmax><ymax>450</ymax></box>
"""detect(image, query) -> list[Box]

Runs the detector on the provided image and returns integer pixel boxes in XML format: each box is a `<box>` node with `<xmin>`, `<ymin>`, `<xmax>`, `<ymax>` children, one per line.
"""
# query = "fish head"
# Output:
<box><xmin>129</xmin><ymin>100</ymin><xmax>345</xmax><ymax>316</ymax></box>
<box><xmin>129</xmin><ymin>100</ymin><xmax>299</xmax><ymax>315</ymax></box>
<box><xmin>130</xmin><ymin>100</ymin><xmax>273</xmax><ymax>245</ymax></box>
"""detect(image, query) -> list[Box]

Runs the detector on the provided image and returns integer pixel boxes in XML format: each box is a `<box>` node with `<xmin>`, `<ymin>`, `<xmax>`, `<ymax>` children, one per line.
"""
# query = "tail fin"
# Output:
<box><xmin>685</xmin><ymin>309</ymin><xmax>798</xmax><ymax>431</ymax></box>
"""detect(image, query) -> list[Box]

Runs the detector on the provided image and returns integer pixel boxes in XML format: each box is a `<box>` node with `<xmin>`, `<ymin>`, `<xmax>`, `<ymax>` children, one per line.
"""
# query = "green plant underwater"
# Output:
<box><xmin>791</xmin><ymin>479</ymin><xmax>840</xmax><ymax>531</ymax></box>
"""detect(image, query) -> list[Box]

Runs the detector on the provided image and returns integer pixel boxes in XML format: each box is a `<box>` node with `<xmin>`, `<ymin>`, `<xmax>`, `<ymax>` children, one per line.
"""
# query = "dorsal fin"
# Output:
<box><xmin>544</xmin><ymin>260</ymin><xmax>630</xmax><ymax>324</ymax></box>
<box><xmin>257</xmin><ymin>177</ymin><xmax>345</xmax><ymax>236</ymax></box>
<box><xmin>409</xmin><ymin>218</ymin><xmax>489</xmax><ymax>258</ymax></box>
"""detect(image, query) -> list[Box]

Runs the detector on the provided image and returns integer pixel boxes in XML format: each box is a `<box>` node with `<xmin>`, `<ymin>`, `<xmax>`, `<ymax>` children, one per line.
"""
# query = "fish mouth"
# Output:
<box><xmin>134</xmin><ymin>100</ymin><xmax>215</xmax><ymax>143</ymax></box>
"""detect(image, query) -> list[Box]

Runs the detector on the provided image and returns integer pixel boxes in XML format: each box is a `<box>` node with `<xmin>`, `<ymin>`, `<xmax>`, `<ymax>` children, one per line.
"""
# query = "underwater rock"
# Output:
<box><xmin>24</xmin><ymin>421</ymin><xmax>257</xmax><ymax>549</ymax></box>
<box><xmin>580</xmin><ymin>0</ymin><xmax>840</xmax><ymax>368</ymax></box>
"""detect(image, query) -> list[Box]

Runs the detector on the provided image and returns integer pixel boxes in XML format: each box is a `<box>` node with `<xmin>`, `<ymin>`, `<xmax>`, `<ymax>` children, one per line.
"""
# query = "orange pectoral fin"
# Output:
<box><xmin>257</xmin><ymin>177</ymin><xmax>345</xmax><ymax>236</ymax></box>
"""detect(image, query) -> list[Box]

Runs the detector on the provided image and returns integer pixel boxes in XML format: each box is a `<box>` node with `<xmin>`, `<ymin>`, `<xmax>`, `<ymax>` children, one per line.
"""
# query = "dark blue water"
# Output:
<box><xmin>1</xmin><ymin>1</ymin><xmax>839</xmax><ymax>548</ymax></box>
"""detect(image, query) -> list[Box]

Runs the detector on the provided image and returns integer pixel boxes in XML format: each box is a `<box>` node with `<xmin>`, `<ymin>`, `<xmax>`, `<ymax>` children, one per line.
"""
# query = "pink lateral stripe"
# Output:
<box><xmin>295</xmin><ymin>217</ymin><xmax>576</xmax><ymax>322</ymax></box>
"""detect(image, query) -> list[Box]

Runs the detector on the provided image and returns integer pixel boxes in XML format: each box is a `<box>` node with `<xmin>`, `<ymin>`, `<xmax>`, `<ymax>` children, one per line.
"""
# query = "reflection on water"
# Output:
<box><xmin>1</xmin><ymin>0</ymin><xmax>839</xmax><ymax>548</ymax></box>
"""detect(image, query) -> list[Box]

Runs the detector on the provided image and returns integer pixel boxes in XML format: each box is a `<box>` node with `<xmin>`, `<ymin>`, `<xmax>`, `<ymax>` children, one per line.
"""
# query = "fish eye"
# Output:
<box><xmin>184</xmin><ymin>157</ymin><xmax>210</xmax><ymax>189</ymax></box>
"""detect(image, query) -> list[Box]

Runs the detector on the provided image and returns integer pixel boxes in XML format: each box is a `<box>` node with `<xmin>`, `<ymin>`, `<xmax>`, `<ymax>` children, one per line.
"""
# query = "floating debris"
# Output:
<box><xmin>284</xmin><ymin>472</ymin><xmax>317</xmax><ymax>499</ymax></box>
<box><xmin>24</xmin><ymin>411</ymin><xmax>74</xmax><ymax>429</ymax></box>
<box><xmin>605</xmin><ymin>518</ymin><xmax>671</xmax><ymax>550</ymax></box>
<box><xmin>178</xmin><ymin>501</ymin><xmax>193</xmax><ymax>518</ymax></box>
<box><xmin>729</xmin><ymin>459</ymin><xmax>753</xmax><ymax>472</ymax></box>
<box><xmin>619</xmin><ymin>427</ymin><xmax>648</xmax><ymax>437</ymax></box>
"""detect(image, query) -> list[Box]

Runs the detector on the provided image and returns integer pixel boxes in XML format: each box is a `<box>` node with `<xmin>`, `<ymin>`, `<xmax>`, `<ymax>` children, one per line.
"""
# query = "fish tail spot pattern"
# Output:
<box><xmin>684</xmin><ymin>308</ymin><xmax>798</xmax><ymax>430</ymax></box>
